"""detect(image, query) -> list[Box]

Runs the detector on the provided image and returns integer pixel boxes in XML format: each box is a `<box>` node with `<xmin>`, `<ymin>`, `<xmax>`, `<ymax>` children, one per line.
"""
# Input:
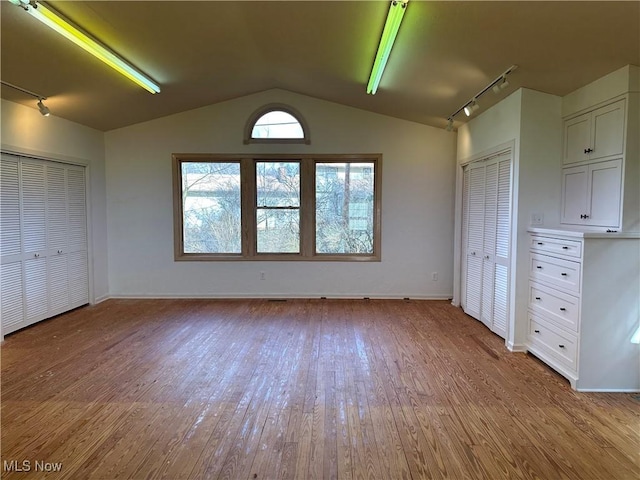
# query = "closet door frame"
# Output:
<box><xmin>0</xmin><ymin>149</ymin><xmax>93</xmax><ymax>339</ymax></box>
<box><xmin>455</xmin><ymin>141</ymin><xmax>514</xmax><ymax>341</ymax></box>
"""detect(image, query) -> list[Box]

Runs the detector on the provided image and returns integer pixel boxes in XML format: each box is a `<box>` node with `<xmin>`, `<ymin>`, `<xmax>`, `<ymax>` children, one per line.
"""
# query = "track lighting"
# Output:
<box><xmin>1</xmin><ymin>80</ymin><xmax>51</xmax><ymax>117</ymax></box>
<box><xmin>446</xmin><ymin>65</ymin><xmax>517</xmax><ymax>129</ymax></box>
<box><xmin>492</xmin><ymin>74</ymin><xmax>509</xmax><ymax>94</ymax></box>
<box><xmin>464</xmin><ymin>99</ymin><xmax>479</xmax><ymax>117</ymax></box>
<box><xmin>37</xmin><ymin>99</ymin><xmax>50</xmax><ymax>116</ymax></box>
<box><xmin>446</xmin><ymin>118</ymin><xmax>454</xmax><ymax>132</ymax></box>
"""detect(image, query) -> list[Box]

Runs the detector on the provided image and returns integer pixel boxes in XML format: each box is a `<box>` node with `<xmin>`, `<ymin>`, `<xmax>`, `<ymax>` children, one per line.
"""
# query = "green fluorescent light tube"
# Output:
<box><xmin>367</xmin><ymin>0</ymin><xmax>408</xmax><ymax>95</ymax></box>
<box><xmin>25</xmin><ymin>2</ymin><xmax>160</xmax><ymax>94</ymax></box>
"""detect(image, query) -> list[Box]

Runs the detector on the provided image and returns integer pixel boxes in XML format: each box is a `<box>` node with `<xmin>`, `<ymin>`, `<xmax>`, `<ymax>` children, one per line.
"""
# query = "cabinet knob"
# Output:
<box><xmin>57</xmin><ymin>249</ymin><xmax>63</xmax><ymax>254</ymax></box>
<box><xmin>34</xmin><ymin>253</ymin><xmax>39</xmax><ymax>258</ymax></box>
<box><xmin>484</xmin><ymin>255</ymin><xmax>490</xmax><ymax>260</ymax></box>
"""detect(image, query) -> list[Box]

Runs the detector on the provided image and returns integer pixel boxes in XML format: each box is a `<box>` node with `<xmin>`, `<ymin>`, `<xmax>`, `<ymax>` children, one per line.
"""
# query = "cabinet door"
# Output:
<box><xmin>561</xmin><ymin>165</ymin><xmax>588</xmax><ymax>224</ymax></box>
<box><xmin>591</xmin><ymin>100</ymin><xmax>625</xmax><ymax>161</ymax></box>
<box><xmin>587</xmin><ymin>159</ymin><xmax>622</xmax><ymax>227</ymax></box>
<box><xmin>563</xmin><ymin>113</ymin><xmax>591</xmax><ymax>165</ymax></box>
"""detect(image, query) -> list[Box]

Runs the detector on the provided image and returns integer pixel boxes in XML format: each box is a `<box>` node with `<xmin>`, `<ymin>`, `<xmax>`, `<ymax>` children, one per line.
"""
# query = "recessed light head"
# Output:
<box><xmin>37</xmin><ymin>99</ymin><xmax>50</xmax><ymax>116</ymax></box>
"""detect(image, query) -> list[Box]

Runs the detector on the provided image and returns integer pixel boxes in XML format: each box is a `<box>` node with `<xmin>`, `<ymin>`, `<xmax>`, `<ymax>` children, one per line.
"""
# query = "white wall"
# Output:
<box><xmin>105</xmin><ymin>89</ymin><xmax>457</xmax><ymax>298</ymax></box>
<box><xmin>0</xmin><ymin>99</ymin><xmax>109</xmax><ymax>303</ymax></box>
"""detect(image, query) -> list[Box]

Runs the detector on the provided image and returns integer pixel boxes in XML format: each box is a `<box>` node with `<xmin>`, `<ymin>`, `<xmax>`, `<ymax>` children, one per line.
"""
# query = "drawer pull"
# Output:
<box><xmin>537</xmin><ymin>242</ymin><xmax>543</xmax><ymax>245</ymax></box>
<box><xmin>562</xmin><ymin>246</ymin><xmax>569</xmax><ymax>250</ymax></box>
<box><xmin>534</xmin><ymin>330</ymin><xmax>540</xmax><ymax>333</ymax></box>
<box><xmin>560</xmin><ymin>307</ymin><xmax>566</xmax><ymax>311</ymax></box>
<box><xmin>535</xmin><ymin>297</ymin><xmax>541</xmax><ymax>300</ymax></box>
<box><xmin>558</xmin><ymin>344</ymin><xmax>565</xmax><ymax>349</ymax></box>
<box><xmin>536</xmin><ymin>266</ymin><xmax>543</xmax><ymax>269</ymax></box>
<box><xmin>561</xmin><ymin>272</ymin><xmax>567</xmax><ymax>276</ymax></box>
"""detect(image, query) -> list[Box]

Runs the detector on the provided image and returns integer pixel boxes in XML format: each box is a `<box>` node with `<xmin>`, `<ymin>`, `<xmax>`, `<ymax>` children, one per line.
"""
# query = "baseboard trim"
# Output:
<box><xmin>93</xmin><ymin>294</ymin><xmax>110</xmax><ymax>305</ymax></box>
<box><xmin>107</xmin><ymin>293</ymin><xmax>454</xmax><ymax>301</ymax></box>
<box><xmin>507</xmin><ymin>342</ymin><xmax>528</xmax><ymax>353</ymax></box>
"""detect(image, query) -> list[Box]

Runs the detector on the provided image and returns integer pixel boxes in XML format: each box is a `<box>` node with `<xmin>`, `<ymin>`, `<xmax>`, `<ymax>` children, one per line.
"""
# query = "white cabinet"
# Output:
<box><xmin>461</xmin><ymin>152</ymin><xmax>511</xmax><ymax>338</ymax></box>
<box><xmin>0</xmin><ymin>153</ymin><xmax>89</xmax><ymax>335</ymax></box>
<box><xmin>527</xmin><ymin>229</ymin><xmax>639</xmax><ymax>391</ymax></box>
<box><xmin>561</xmin><ymin>159</ymin><xmax>622</xmax><ymax>227</ymax></box>
<box><xmin>563</xmin><ymin>99</ymin><xmax>625</xmax><ymax>165</ymax></box>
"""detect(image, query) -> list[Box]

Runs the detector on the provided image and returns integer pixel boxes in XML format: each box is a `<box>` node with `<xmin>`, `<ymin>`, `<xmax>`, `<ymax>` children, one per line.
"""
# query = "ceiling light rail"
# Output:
<box><xmin>8</xmin><ymin>0</ymin><xmax>160</xmax><ymax>94</ymax></box>
<box><xmin>1</xmin><ymin>80</ymin><xmax>50</xmax><ymax>116</ymax></box>
<box><xmin>446</xmin><ymin>65</ymin><xmax>518</xmax><ymax>131</ymax></box>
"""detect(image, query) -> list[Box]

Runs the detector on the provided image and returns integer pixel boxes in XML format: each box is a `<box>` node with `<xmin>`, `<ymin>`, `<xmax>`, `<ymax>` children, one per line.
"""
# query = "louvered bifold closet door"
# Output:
<box><xmin>491</xmin><ymin>158</ymin><xmax>511</xmax><ymax>338</ymax></box>
<box><xmin>481</xmin><ymin>161</ymin><xmax>498</xmax><ymax>329</ymax></box>
<box><xmin>22</xmin><ymin>160</ymin><xmax>49</xmax><ymax>324</ymax></box>
<box><xmin>1</xmin><ymin>154</ymin><xmax>25</xmax><ymax>332</ymax></box>
<box><xmin>460</xmin><ymin>167</ymin><xmax>470</xmax><ymax>313</ymax></box>
<box><xmin>66</xmin><ymin>166</ymin><xmax>89</xmax><ymax>307</ymax></box>
<box><xmin>464</xmin><ymin>164</ymin><xmax>485</xmax><ymax>320</ymax></box>
<box><xmin>47</xmin><ymin>164</ymin><xmax>71</xmax><ymax>315</ymax></box>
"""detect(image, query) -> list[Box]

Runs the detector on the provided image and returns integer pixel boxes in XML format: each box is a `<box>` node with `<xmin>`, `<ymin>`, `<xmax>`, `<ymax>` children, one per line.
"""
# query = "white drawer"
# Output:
<box><xmin>529</xmin><ymin>282</ymin><xmax>580</xmax><ymax>333</ymax></box>
<box><xmin>528</xmin><ymin>314</ymin><xmax>577</xmax><ymax>371</ymax></box>
<box><xmin>530</xmin><ymin>253</ymin><xmax>581</xmax><ymax>294</ymax></box>
<box><xmin>530</xmin><ymin>235</ymin><xmax>582</xmax><ymax>259</ymax></box>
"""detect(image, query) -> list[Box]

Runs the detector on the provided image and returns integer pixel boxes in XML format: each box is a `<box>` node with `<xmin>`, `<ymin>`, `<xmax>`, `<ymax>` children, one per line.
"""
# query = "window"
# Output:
<box><xmin>173</xmin><ymin>154</ymin><xmax>381</xmax><ymax>261</ymax></box>
<box><xmin>243</xmin><ymin>104</ymin><xmax>310</xmax><ymax>144</ymax></box>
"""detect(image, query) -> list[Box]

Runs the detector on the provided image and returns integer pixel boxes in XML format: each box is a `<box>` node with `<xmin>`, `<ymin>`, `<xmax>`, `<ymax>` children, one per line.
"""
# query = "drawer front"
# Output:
<box><xmin>530</xmin><ymin>235</ymin><xmax>582</xmax><ymax>259</ymax></box>
<box><xmin>528</xmin><ymin>315</ymin><xmax>577</xmax><ymax>370</ymax></box>
<box><xmin>529</xmin><ymin>282</ymin><xmax>580</xmax><ymax>333</ymax></box>
<box><xmin>530</xmin><ymin>253</ymin><xmax>581</xmax><ymax>294</ymax></box>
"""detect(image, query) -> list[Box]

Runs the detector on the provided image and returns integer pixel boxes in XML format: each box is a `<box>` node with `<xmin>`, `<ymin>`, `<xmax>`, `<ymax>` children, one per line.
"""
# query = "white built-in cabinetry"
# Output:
<box><xmin>0</xmin><ymin>153</ymin><xmax>89</xmax><ymax>335</ymax></box>
<box><xmin>561</xmin><ymin>97</ymin><xmax>635</xmax><ymax>229</ymax></box>
<box><xmin>527</xmin><ymin>228</ymin><xmax>639</xmax><ymax>391</ymax></box>
<box><xmin>461</xmin><ymin>151</ymin><xmax>511</xmax><ymax>339</ymax></box>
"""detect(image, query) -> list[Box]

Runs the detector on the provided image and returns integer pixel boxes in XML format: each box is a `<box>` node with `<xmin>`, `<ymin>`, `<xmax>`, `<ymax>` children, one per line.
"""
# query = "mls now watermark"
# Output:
<box><xmin>3</xmin><ymin>459</ymin><xmax>63</xmax><ymax>473</ymax></box>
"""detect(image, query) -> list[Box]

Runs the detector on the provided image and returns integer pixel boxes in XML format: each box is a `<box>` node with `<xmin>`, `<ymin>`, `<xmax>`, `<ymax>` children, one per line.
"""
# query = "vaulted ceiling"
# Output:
<box><xmin>1</xmin><ymin>1</ymin><xmax>638</xmax><ymax>132</ymax></box>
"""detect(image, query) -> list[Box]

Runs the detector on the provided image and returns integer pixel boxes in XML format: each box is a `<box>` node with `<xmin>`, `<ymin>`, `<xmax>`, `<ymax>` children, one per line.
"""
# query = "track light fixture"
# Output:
<box><xmin>464</xmin><ymin>99</ymin><xmax>479</xmax><ymax>117</ymax></box>
<box><xmin>1</xmin><ymin>80</ymin><xmax>51</xmax><ymax>117</ymax></box>
<box><xmin>445</xmin><ymin>65</ymin><xmax>517</xmax><ymax>130</ymax></box>
<box><xmin>9</xmin><ymin>0</ymin><xmax>160</xmax><ymax>94</ymax></box>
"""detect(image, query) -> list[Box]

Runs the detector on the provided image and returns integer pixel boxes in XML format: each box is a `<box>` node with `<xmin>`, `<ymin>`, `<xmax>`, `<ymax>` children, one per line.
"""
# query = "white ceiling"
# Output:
<box><xmin>1</xmin><ymin>1</ymin><xmax>639</xmax><ymax>132</ymax></box>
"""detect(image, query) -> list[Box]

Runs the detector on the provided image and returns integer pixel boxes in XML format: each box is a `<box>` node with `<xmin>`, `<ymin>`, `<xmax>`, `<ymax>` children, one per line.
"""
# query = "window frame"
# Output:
<box><xmin>243</xmin><ymin>104</ymin><xmax>311</xmax><ymax>145</ymax></box>
<box><xmin>173</xmin><ymin>153</ymin><xmax>381</xmax><ymax>262</ymax></box>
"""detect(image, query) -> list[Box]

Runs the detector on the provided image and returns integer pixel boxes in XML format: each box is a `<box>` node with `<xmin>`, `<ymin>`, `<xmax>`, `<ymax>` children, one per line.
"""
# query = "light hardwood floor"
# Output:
<box><xmin>1</xmin><ymin>299</ymin><xmax>638</xmax><ymax>479</ymax></box>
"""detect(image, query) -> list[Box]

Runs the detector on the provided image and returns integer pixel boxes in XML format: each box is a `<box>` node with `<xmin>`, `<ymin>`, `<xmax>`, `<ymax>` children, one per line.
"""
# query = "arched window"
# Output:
<box><xmin>244</xmin><ymin>104</ymin><xmax>310</xmax><ymax>144</ymax></box>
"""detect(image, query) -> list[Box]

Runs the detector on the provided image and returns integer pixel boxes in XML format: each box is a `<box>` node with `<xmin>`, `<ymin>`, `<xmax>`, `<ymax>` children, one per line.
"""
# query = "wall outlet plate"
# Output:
<box><xmin>531</xmin><ymin>213</ymin><xmax>544</xmax><ymax>226</ymax></box>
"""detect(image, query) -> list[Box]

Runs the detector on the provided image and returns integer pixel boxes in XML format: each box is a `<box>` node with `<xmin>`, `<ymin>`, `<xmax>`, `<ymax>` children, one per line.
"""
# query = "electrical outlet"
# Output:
<box><xmin>531</xmin><ymin>213</ymin><xmax>544</xmax><ymax>226</ymax></box>
<box><xmin>260</xmin><ymin>271</ymin><xmax>266</xmax><ymax>280</ymax></box>
<box><xmin>432</xmin><ymin>272</ymin><xmax>438</xmax><ymax>281</ymax></box>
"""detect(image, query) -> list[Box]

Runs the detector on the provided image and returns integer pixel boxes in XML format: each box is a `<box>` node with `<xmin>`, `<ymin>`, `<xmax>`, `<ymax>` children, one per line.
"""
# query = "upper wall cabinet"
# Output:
<box><xmin>563</xmin><ymin>99</ymin><xmax>625</xmax><ymax>165</ymax></box>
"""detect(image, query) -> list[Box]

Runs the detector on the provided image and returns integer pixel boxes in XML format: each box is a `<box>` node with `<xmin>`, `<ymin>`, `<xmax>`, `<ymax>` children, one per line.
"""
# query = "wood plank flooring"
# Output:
<box><xmin>1</xmin><ymin>299</ymin><xmax>638</xmax><ymax>479</ymax></box>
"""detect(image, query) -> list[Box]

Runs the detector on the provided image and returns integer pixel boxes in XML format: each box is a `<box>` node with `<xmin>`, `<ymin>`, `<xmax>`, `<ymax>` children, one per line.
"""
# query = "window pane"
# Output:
<box><xmin>257</xmin><ymin>209</ymin><xmax>300</xmax><ymax>253</ymax></box>
<box><xmin>256</xmin><ymin>162</ymin><xmax>300</xmax><ymax>207</ymax></box>
<box><xmin>181</xmin><ymin>162</ymin><xmax>241</xmax><ymax>253</ymax></box>
<box><xmin>316</xmin><ymin>162</ymin><xmax>375</xmax><ymax>254</ymax></box>
<box><xmin>252</xmin><ymin>111</ymin><xmax>304</xmax><ymax>139</ymax></box>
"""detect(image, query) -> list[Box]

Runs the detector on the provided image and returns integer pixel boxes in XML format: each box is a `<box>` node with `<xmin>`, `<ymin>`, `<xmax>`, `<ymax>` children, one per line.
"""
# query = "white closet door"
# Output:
<box><xmin>1</xmin><ymin>155</ymin><xmax>25</xmax><ymax>332</ymax></box>
<box><xmin>491</xmin><ymin>158</ymin><xmax>511</xmax><ymax>337</ymax></box>
<box><xmin>24</xmin><ymin>256</ymin><xmax>48</xmax><ymax>322</ymax></box>
<box><xmin>67</xmin><ymin>167</ymin><xmax>88</xmax><ymax>307</ymax></box>
<box><xmin>21</xmin><ymin>161</ymin><xmax>47</xmax><ymax>255</ymax></box>
<box><xmin>461</xmin><ymin>152</ymin><xmax>512</xmax><ymax>340</ymax></box>
<box><xmin>481</xmin><ymin>162</ymin><xmax>498</xmax><ymax>328</ymax></box>
<box><xmin>464</xmin><ymin>165</ymin><xmax>485</xmax><ymax>320</ymax></box>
